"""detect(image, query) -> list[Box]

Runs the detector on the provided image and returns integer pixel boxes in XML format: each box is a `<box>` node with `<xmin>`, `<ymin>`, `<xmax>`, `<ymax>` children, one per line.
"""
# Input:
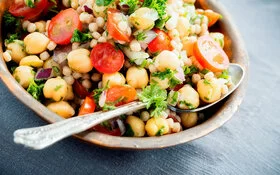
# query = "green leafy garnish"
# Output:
<box><xmin>71</xmin><ymin>29</ymin><xmax>93</xmax><ymax>43</ymax></box>
<box><xmin>54</xmin><ymin>85</ymin><xmax>63</xmax><ymax>91</ymax></box>
<box><xmin>203</xmin><ymin>79</ymin><xmax>211</xmax><ymax>85</ymax></box>
<box><xmin>179</xmin><ymin>101</ymin><xmax>195</xmax><ymax>109</ymax></box>
<box><xmin>156</xmin><ymin>126</ymin><xmax>165</xmax><ymax>136</ymax></box>
<box><xmin>124</xmin><ymin>124</ymin><xmax>134</xmax><ymax>137</ymax></box>
<box><xmin>200</xmin><ymin>69</ymin><xmax>210</xmax><ymax>75</ymax></box>
<box><xmin>27</xmin><ymin>80</ymin><xmax>44</xmax><ymax>101</ymax></box>
<box><xmin>5</xmin><ymin>33</ymin><xmax>19</xmax><ymax>45</ymax></box>
<box><xmin>135</xmin><ymin>32</ymin><xmax>147</xmax><ymax>41</ymax></box>
<box><xmin>155</xmin><ymin>15</ymin><xmax>171</xmax><ymax>29</ymax></box>
<box><xmin>138</xmin><ymin>84</ymin><xmax>167</xmax><ymax>117</ymax></box>
<box><xmin>218</xmin><ymin>69</ymin><xmax>229</xmax><ymax>79</ymax></box>
<box><xmin>167</xmin><ymin>90</ymin><xmax>179</xmax><ymax>106</ymax></box>
<box><xmin>25</xmin><ymin>0</ymin><xmax>36</xmax><ymax>8</ymax></box>
<box><xmin>142</xmin><ymin>0</ymin><xmax>167</xmax><ymax>19</ymax></box>
<box><xmin>95</xmin><ymin>0</ymin><xmax>114</xmax><ymax>6</ymax></box>
<box><xmin>3</xmin><ymin>11</ymin><xmax>22</xmax><ymax>34</ymax></box>
<box><xmin>152</xmin><ymin>69</ymin><xmax>173</xmax><ymax>80</ymax></box>
<box><xmin>184</xmin><ymin>65</ymin><xmax>199</xmax><ymax>76</ymax></box>
<box><xmin>119</xmin><ymin>0</ymin><xmax>141</xmax><ymax>14</ymax></box>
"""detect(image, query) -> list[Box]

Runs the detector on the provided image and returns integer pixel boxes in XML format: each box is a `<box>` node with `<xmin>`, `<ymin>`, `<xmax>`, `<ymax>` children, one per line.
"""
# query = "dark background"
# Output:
<box><xmin>1</xmin><ymin>0</ymin><xmax>280</xmax><ymax>174</ymax></box>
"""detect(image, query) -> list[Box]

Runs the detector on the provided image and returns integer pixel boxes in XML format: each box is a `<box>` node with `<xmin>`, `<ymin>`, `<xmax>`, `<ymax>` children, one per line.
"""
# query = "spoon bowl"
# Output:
<box><xmin>168</xmin><ymin>63</ymin><xmax>245</xmax><ymax>113</ymax></box>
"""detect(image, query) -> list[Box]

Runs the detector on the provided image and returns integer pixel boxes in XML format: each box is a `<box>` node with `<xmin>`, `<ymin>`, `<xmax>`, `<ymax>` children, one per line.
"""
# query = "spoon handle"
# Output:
<box><xmin>13</xmin><ymin>101</ymin><xmax>146</xmax><ymax>150</ymax></box>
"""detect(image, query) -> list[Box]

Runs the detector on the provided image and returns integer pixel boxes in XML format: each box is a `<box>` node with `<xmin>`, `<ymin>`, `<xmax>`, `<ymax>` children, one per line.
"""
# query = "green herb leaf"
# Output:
<box><xmin>152</xmin><ymin>69</ymin><xmax>174</xmax><ymax>80</ymax></box>
<box><xmin>156</xmin><ymin>126</ymin><xmax>165</xmax><ymax>136</ymax></box>
<box><xmin>179</xmin><ymin>101</ymin><xmax>195</xmax><ymax>109</ymax></box>
<box><xmin>27</xmin><ymin>80</ymin><xmax>45</xmax><ymax>101</ymax></box>
<box><xmin>142</xmin><ymin>0</ymin><xmax>167</xmax><ymax>19</ymax></box>
<box><xmin>95</xmin><ymin>0</ymin><xmax>114</xmax><ymax>6</ymax></box>
<box><xmin>71</xmin><ymin>29</ymin><xmax>93</xmax><ymax>43</ymax></box>
<box><xmin>155</xmin><ymin>15</ymin><xmax>171</xmax><ymax>29</ymax></box>
<box><xmin>54</xmin><ymin>85</ymin><xmax>63</xmax><ymax>91</ymax></box>
<box><xmin>119</xmin><ymin>0</ymin><xmax>141</xmax><ymax>14</ymax></box>
<box><xmin>138</xmin><ymin>84</ymin><xmax>167</xmax><ymax>117</ymax></box>
<box><xmin>200</xmin><ymin>69</ymin><xmax>210</xmax><ymax>75</ymax></box>
<box><xmin>5</xmin><ymin>33</ymin><xmax>19</xmax><ymax>45</ymax></box>
<box><xmin>124</xmin><ymin>124</ymin><xmax>134</xmax><ymax>136</ymax></box>
<box><xmin>135</xmin><ymin>31</ymin><xmax>147</xmax><ymax>41</ymax></box>
<box><xmin>3</xmin><ymin>11</ymin><xmax>22</xmax><ymax>35</ymax></box>
<box><xmin>203</xmin><ymin>79</ymin><xmax>211</xmax><ymax>85</ymax></box>
<box><xmin>184</xmin><ymin>65</ymin><xmax>199</xmax><ymax>75</ymax></box>
<box><xmin>25</xmin><ymin>0</ymin><xmax>35</xmax><ymax>8</ymax></box>
<box><xmin>218</xmin><ymin>69</ymin><xmax>229</xmax><ymax>79</ymax></box>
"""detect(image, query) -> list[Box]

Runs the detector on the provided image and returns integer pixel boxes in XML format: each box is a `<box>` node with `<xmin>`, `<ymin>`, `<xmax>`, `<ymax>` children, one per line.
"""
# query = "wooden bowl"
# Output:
<box><xmin>0</xmin><ymin>0</ymin><xmax>249</xmax><ymax>149</ymax></box>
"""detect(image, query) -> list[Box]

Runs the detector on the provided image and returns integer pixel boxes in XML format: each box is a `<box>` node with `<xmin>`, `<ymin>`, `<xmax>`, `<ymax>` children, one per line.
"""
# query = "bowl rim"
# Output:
<box><xmin>0</xmin><ymin>0</ymin><xmax>249</xmax><ymax>150</ymax></box>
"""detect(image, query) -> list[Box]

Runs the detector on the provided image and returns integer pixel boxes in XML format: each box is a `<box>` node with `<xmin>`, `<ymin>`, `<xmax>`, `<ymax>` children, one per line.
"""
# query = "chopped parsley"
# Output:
<box><xmin>184</xmin><ymin>65</ymin><xmax>199</xmax><ymax>76</ymax></box>
<box><xmin>95</xmin><ymin>0</ymin><xmax>114</xmax><ymax>6</ymax></box>
<box><xmin>152</xmin><ymin>69</ymin><xmax>174</xmax><ymax>80</ymax></box>
<box><xmin>142</xmin><ymin>0</ymin><xmax>167</xmax><ymax>19</ymax></box>
<box><xmin>179</xmin><ymin>101</ymin><xmax>195</xmax><ymax>109</ymax></box>
<box><xmin>124</xmin><ymin>124</ymin><xmax>134</xmax><ymax>137</ymax></box>
<box><xmin>200</xmin><ymin>69</ymin><xmax>210</xmax><ymax>75</ymax></box>
<box><xmin>25</xmin><ymin>0</ymin><xmax>36</xmax><ymax>8</ymax></box>
<box><xmin>119</xmin><ymin>0</ymin><xmax>141</xmax><ymax>14</ymax></box>
<box><xmin>155</xmin><ymin>15</ymin><xmax>171</xmax><ymax>29</ymax></box>
<box><xmin>203</xmin><ymin>79</ymin><xmax>211</xmax><ymax>85</ymax></box>
<box><xmin>52</xmin><ymin>66</ymin><xmax>60</xmax><ymax>74</ymax></box>
<box><xmin>3</xmin><ymin>11</ymin><xmax>22</xmax><ymax>35</ymax></box>
<box><xmin>156</xmin><ymin>126</ymin><xmax>165</xmax><ymax>136</ymax></box>
<box><xmin>167</xmin><ymin>90</ymin><xmax>179</xmax><ymax>106</ymax></box>
<box><xmin>54</xmin><ymin>85</ymin><xmax>63</xmax><ymax>91</ymax></box>
<box><xmin>71</xmin><ymin>29</ymin><xmax>93</xmax><ymax>43</ymax></box>
<box><xmin>204</xmin><ymin>97</ymin><xmax>210</xmax><ymax>101</ymax></box>
<box><xmin>218</xmin><ymin>69</ymin><xmax>229</xmax><ymax>79</ymax></box>
<box><xmin>138</xmin><ymin>84</ymin><xmax>167</xmax><ymax>117</ymax></box>
<box><xmin>5</xmin><ymin>33</ymin><xmax>19</xmax><ymax>45</ymax></box>
<box><xmin>135</xmin><ymin>32</ymin><xmax>147</xmax><ymax>41</ymax></box>
<box><xmin>27</xmin><ymin>80</ymin><xmax>44</xmax><ymax>101</ymax></box>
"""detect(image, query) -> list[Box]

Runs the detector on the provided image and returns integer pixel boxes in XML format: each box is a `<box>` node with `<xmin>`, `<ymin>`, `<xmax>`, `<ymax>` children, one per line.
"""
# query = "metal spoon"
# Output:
<box><xmin>13</xmin><ymin>63</ymin><xmax>244</xmax><ymax>150</ymax></box>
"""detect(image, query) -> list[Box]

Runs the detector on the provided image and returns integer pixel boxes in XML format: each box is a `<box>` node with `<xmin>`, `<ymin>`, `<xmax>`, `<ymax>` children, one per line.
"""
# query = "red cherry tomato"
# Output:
<box><xmin>90</xmin><ymin>43</ymin><xmax>125</xmax><ymax>74</ymax></box>
<box><xmin>92</xmin><ymin>124</ymin><xmax>122</xmax><ymax>136</ymax></box>
<box><xmin>193</xmin><ymin>35</ymin><xmax>229</xmax><ymax>72</ymax></box>
<box><xmin>107</xmin><ymin>8</ymin><xmax>131</xmax><ymax>42</ymax></box>
<box><xmin>78</xmin><ymin>96</ymin><xmax>96</xmax><ymax>116</ymax></box>
<box><xmin>73</xmin><ymin>80</ymin><xmax>91</xmax><ymax>99</ymax></box>
<box><xmin>48</xmin><ymin>8</ymin><xmax>82</xmax><ymax>45</ymax></box>
<box><xmin>106</xmin><ymin>85</ymin><xmax>137</xmax><ymax>106</ymax></box>
<box><xmin>148</xmin><ymin>29</ymin><xmax>173</xmax><ymax>53</ymax></box>
<box><xmin>9</xmin><ymin>0</ymin><xmax>48</xmax><ymax>20</ymax></box>
<box><xmin>196</xmin><ymin>9</ymin><xmax>221</xmax><ymax>27</ymax></box>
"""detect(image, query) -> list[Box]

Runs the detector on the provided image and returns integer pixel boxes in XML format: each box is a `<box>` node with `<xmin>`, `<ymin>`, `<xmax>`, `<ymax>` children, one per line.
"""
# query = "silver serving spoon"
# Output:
<box><xmin>13</xmin><ymin>63</ymin><xmax>244</xmax><ymax>150</ymax></box>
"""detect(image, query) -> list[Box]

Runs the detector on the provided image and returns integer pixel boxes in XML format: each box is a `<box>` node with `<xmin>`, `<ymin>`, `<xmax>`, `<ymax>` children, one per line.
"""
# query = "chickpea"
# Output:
<box><xmin>126</xmin><ymin>116</ymin><xmax>145</xmax><ymax>137</ymax></box>
<box><xmin>6</xmin><ymin>40</ymin><xmax>27</xmax><ymax>63</ymax></box>
<box><xmin>43</xmin><ymin>77</ymin><xmax>68</xmax><ymax>102</ymax></box>
<box><xmin>145</xmin><ymin>117</ymin><xmax>170</xmax><ymax>136</ymax></box>
<box><xmin>102</xmin><ymin>72</ymin><xmax>126</xmax><ymax>88</ymax></box>
<box><xmin>47</xmin><ymin>101</ymin><xmax>75</xmax><ymax>118</ymax></box>
<box><xmin>197</xmin><ymin>78</ymin><xmax>222</xmax><ymax>103</ymax></box>
<box><xmin>24</xmin><ymin>32</ymin><xmax>50</xmax><ymax>54</ymax></box>
<box><xmin>19</xmin><ymin>55</ymin><xmax>43</xmax><ymax>68</ymax></box>
<box><xmin>64</xmin><ymin>85</ymin><xmax>75</xmax><ymax>101</ymax></box>
<box><xmin>13</xmin><ymin>66</ymin><xmax>34</xmax><ymax>89</ymax></box>
<box><xmin>150</xmin><ymin>75</ymin><xmax>170</xmax><ymax>89</ymax></box>
<box><xmin>177</xmin><ymin>85</ymin><xmax>200</xmax><ymax>110</ymax></box>
<box><xmin>126</xmin><ymin>67</ymin><xmax>149</xmax><ymax>89</ymax></box>
<box><xmin>176</xmin><ymin>17</ymin><xmax>190</xmax><ymax>37</ymax></box>
<box><xmin>180</xmin><ymin>113</ymin><xmax>198</xmax><ymax>128</ymax></box>
<box><xmin>67</xmin><ymin>49</ymin><xmax>93</xmax><ymax>73</ymax></box>
<box><xmin>154</xmin><ymin>51</ymin><xmax>181</xmax><ymax>72</ymax></box>
<box><xmin>129</xmin><ymin>7</ymin><xmax>159</xmax><ymax>30</ymax></box>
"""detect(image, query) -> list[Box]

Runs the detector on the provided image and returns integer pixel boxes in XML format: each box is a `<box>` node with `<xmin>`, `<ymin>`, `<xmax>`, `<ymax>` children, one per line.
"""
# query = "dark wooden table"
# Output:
<box><xmin>1</xmin><ymin>0</ymin><xmax>280</xmax><ymax>174</ymax></box>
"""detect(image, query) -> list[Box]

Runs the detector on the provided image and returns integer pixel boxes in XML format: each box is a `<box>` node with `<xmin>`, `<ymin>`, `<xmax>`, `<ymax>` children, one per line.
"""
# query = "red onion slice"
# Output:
<box><xmin>84</xmin><ymin>5</ymin><xmax>93</xmax><ymax>14</ymax></box>
<box><xmin>35</xmin><ymin>68</ymin><xmax>53</xmax><ymax>80</ymax></box>
<box><xmin>53</xmin><ymin>45</ymin><xmax>72</xmax><ymax>64</ymax></box>
<box><xmin>99</xmin><ymin>90</ymin><xmax>107</xmax><ymax>107</ymax></box>
<box><xmin>116</xmin><ymin>119</ymin><xmax>126</xmax><ymax>135</ymax></box>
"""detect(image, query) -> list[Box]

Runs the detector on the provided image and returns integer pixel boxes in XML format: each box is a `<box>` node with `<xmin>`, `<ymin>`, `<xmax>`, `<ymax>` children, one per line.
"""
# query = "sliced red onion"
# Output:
<box><xmin>116</xmin><ymin>119</ymin><xmax>126</xmax><ymax>135</ymax></box>
<box><xmin>84</xmin><ymin>5</ymin><xmax>93</xmax><ymax>14</ymax></box>
<box><xmin>138</xmin><ymin>30</ymin><xmax>157</xmax><ymax>49</ymax></box>
<box><xmin>98</xmin><ymin>90</ymin><xmax>107</xmax><ymax>107</ymax></box>
<box><xmin>53</xmin><ymin>45</ymin><xmax>72</xmax><ymax>64</ymax></box>
<box><xmin>35</xmin><ymin>68</ymin><xmax>53</xmax><ymax>80</ymax></box>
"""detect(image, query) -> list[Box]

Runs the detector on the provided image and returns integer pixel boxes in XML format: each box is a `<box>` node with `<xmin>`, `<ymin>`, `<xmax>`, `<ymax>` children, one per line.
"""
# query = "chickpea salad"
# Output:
<box><xmin>2</xmin><ymin>0</ymin><xmax>232</xmax><ymax>137</ymax></box>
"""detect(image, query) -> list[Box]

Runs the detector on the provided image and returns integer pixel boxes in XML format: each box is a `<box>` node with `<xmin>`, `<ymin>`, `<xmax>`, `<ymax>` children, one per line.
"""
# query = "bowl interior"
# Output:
<box><xmin>0</xmin><ymin>0</ymin><xmax>249</xmax><ymax>149</ymax></box>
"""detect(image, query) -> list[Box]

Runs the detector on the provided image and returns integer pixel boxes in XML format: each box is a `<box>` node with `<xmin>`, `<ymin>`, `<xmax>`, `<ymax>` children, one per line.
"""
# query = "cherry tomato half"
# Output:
<box><xmin>92</xmin><ymin>124</ymin><xmax>122</xmax><ymax>136</ymax></box>
<box><xmin>9</xmin><ymin>0</ymin><xmax>48</xmax><ymax>20</ymax></box>
<box><xmin>90</xmin><ymin>43</ymin><xmax>125</xmax><ymax>74</ymax></box>
<box><xmin>78</xmin><ymin>96</ymin><xmax>96</xmax><ymax>116</ymax></box>
<box><xmin>107</xmin><ymin>8</ymin><xmax>131</xmax><ymax>42</ymax></box>
<box><xmin>193</xmin><ymin>35</ymin><xmax>229</xmax><ymax>72</ymax></box>
<box><xmin>148</xmin><ymin>29</ymin><xmax>173</xmax><ymax>53</ymax></box>
<box><xmin>106</xmin><ymin>85</ymin><xmax>137</xmax><ymax>106</ymax></box>
<box><xmin>196</xmin><ymin>9</ymin><xmax>221</xmax><ymax>27</ymax></box>
<box><xmin>48</xmin><ymin>8</ymin><xmax>82</xmax><ymax>45</ymax></box>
